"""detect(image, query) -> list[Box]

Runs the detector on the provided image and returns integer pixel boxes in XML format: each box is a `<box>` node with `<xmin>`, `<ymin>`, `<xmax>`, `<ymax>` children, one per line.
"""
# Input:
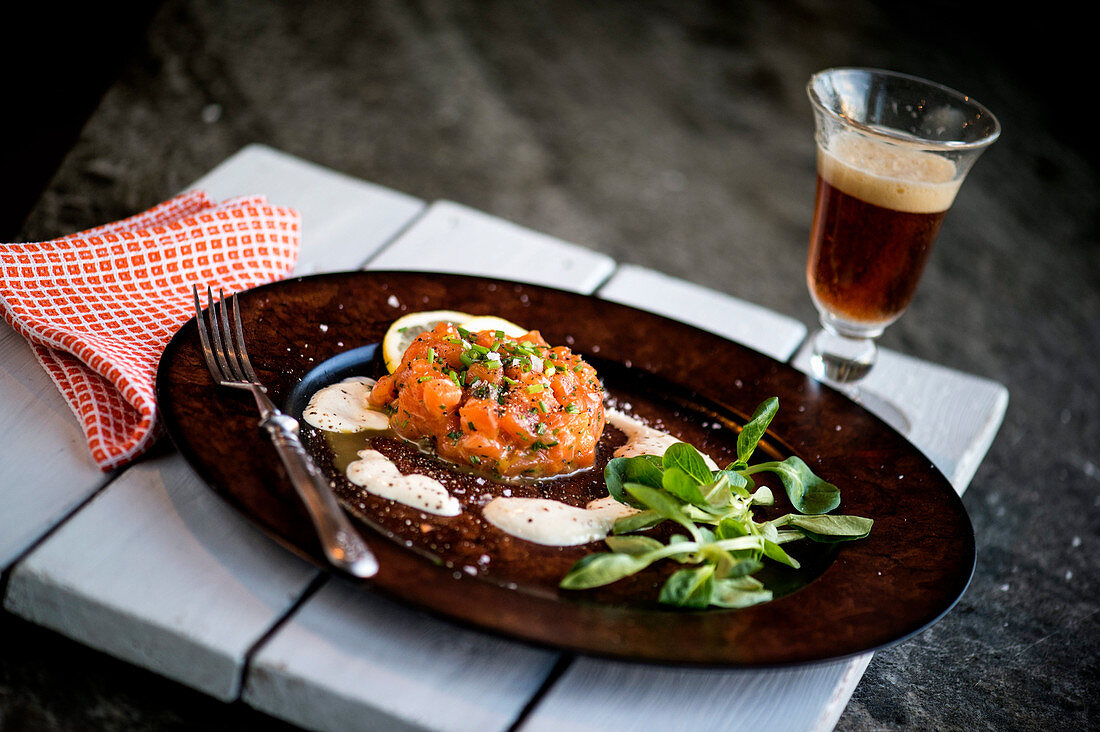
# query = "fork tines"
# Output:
<box><xmin>192</xmin><ymin>284</ymin><xmax>261</xmax><ymax>389</ymax></box>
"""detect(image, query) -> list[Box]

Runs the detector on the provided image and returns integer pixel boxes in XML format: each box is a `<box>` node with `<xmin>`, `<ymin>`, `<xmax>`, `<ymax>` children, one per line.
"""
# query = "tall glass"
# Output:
<box><xmin>805</xmin><ymin>68</ymin><xmax>1000</xmax><ymax>386</ymax></box>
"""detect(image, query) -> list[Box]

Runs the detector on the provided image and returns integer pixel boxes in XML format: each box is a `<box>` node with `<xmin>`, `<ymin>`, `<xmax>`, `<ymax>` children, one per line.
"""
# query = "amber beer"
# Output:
<box><xmin>807</xmin><ymin>132</ymin><xmax>961</xmax><ymax>329</ymax></box>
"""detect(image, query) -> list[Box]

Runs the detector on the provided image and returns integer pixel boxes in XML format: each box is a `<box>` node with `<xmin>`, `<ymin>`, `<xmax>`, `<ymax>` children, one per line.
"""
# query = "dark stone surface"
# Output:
<box><xmin>2</xmin><ymin>1</ymin><xmax>1096</xmax><ymax>730</ymax></box>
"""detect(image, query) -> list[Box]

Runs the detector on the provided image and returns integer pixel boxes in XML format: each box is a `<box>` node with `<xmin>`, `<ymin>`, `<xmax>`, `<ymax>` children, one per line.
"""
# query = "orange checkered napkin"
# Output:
<box><xmin>0</xmin><ymin>190</ymin><xmax>301</xmax><ymax>470</ymax></box>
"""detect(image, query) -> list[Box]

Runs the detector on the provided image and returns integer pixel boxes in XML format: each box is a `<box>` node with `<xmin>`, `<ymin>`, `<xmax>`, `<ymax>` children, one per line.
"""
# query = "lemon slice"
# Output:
<box><xmin>460</xmin><ymin>315</ymin><xmax>528</xmax><ymax>338</ymax></box>
<box><xmin>382</xmin><ymin>309</ymin><xmax>473</xmax><ymax>372</ymax></box>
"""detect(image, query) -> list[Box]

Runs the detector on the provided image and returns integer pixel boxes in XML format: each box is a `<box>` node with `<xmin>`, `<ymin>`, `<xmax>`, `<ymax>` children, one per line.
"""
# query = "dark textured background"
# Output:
<box><xmin>2</xmin><ymin>1</ymin><xmax>1096</xmax><ymax>730</ymax></box>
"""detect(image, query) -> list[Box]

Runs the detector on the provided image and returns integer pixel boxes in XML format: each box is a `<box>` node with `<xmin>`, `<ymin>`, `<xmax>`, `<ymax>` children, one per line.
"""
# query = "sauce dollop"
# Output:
<box><xmin>606</xmin><ymin>408</ymin><xmax>719</xmax><ymax>469</ymax></box>
<box><xmin>346</xmin><ymin>449</ymin><xmax>462</xmax><ymax>516</ymax></box>
<box><xmin>482</xmin><ymin>496</ymin><xmax>639</xmax><ymax>546</ymax></box>
<box><xmin>302</xmin><ymin>376</ymin><xmax>387</xmax><ymax>433</ymax></box>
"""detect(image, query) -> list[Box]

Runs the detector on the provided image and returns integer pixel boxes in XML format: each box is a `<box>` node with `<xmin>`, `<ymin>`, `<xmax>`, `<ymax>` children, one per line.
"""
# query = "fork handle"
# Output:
<box><xmin>260</xmin><ymin>412</ymin><xmax>380</xmax><ymax>578</ymax></box>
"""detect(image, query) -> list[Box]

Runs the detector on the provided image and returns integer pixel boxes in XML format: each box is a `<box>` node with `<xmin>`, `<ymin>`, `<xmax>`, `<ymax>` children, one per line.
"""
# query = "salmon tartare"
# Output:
<box><xmin>368</xmin><ymin>322</ymin><xmax>605</xmax><ymax>479</ymax></box>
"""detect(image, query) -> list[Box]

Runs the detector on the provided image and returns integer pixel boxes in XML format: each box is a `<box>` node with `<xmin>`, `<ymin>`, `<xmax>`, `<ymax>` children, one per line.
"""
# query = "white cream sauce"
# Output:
<box><xmin>302</xmin><ymin>376</ymin><xmax>388</xmax><ymax>433</ymax></box>
<box><xmin>605</xmin><ymin>407</ymin><xmax>719</xmax><ymax>470</ymax></box>
<box><xmin>584</xmin><ymin>494</ymin><xmax>642</xmax><ymax>520</ymax></box>
<box><xmin>346</xmin><ymin>449</ymin><xmax>462</xmax><ymax>516</ymax></box>
<box><xmin>482</xmin><ymin>496</ymin><xmax>641</xmax><ymax>547</ymax></box>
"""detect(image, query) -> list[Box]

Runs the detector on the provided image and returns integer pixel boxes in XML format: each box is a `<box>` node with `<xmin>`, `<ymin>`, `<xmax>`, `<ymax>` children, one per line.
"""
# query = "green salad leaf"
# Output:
<box><xmin>744</xmin><ymin>455</ymin><xmax>841</xmax><ymax>515</ymax></box>
<box><xmin>559</xmin><ymin>397</ymin><xmax>873</xmax><ymax>609</ymax></box>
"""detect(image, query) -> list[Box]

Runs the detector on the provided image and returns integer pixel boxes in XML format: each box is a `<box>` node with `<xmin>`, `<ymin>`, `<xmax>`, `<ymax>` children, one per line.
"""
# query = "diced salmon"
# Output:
<box><xmin>369</xmin><ymin>321</ymin><xmax>604</xmax><ymax>478</ymax></box>
<box><xmin>422</xmin><ymin>378</ymin><xmax>463</xmax><ymax>414</ymax></box>
<box><xmin>459</xmin><ymin>398</ymin><xmax>500</xmax><ymax>441</ymax></box>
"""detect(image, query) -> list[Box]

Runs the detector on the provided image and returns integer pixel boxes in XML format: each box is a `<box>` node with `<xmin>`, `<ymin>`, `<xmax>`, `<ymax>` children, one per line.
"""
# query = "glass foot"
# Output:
<box><xmin>809</xmin><ymin>328</ymin><xmax>876</xmax><ymax>385</ymax></box>
<box><xmin>808</xmin><ymin>327</ymin><xmax>912</xmax><ymax>436</ymax></box>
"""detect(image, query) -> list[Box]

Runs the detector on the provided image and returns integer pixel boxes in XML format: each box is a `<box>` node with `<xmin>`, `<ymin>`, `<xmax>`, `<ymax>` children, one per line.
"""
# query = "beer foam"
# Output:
<box><xmin>819</xmin><ymin>132</ymin><xmax>961</xmax><ymax>213</ymax></box>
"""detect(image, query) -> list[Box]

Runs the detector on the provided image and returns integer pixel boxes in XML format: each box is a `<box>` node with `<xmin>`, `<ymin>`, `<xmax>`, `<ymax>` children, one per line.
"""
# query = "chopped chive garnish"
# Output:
<box><xmin>538</xmin><ymin>400</ymin><xmax>549</xmax><ymax>413</ymax></box>
<box><xmin>564</xmin><ymin>403</ymin><xmax>579</xmax><ymax>413</ymax></box>
<box><xmin>417</xmin><ymin>375</ymin><xmax>432</xmax><ymax>382</ymax></box>
<box><xmin>526</xmin><ymin>383</ymin><xmax>545</xmax><ymax>394</ymax></box>
<box><xmin>427</xmin><ymin>347</ymin><xmax>435</xmax><ymax>364</ymax></box>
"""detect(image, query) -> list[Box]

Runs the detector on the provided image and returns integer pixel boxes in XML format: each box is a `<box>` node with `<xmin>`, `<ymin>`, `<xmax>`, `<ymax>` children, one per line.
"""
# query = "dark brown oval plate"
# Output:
<box><xmin>156</xmin><ymin>270</ymin><xmax>975</xmax><ymax>668</ymax></box>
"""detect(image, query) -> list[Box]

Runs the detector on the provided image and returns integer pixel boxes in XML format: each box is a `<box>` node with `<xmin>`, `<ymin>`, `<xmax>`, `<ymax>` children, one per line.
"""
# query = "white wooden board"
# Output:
<box><xmin>365</xmin><ymin>199</ymin><xmax>616</xmax><ymax>293</ymax></box>
<box><xmin>597</xmin><ymin>264</ymin><xmax>807</xmax><ymax>362</ymax></box>
<box><xmin>520</xmin><ymin>654</ymin><xmax>874</xmax><ymax>732</ymax></box>
<box><xmin>1</xmin><ymin>147</ymin><xmax>1009</xmax><ymax>732</ymax></box>
<box><xmin>243</xmin><ymin>577</ymin><xmax>559</xmax><ymax>732</ymax></box>
<box><xmin>0</xmin><ymin>323</ymin><xmax>108</xmax><ymax>568</ymax></box>
<box><xmin>3</xmin><ymin>455</ymin><xmax>317</xmax><ymax>700</ymax></box>
<box><xmin>191</xmin><ymin>144</ymin><xmax>427</xmax><ymax>276</ymax></box>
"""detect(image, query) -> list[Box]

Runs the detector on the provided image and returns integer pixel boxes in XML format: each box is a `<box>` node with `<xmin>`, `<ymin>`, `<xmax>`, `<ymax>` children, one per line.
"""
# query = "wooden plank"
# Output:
<box><xmin>1</xmin><ymin>146</ymin><xmax>426</xmax><ymax>700</ymax></box>
<box><xmin>365</xmin><ymin>200</ymin><xmax>616</xmax><ymax>293</ymax></box>
<box><xmin>243</xmin><ymin>577</ymin><xmax>559</xmax><ymax>732</ymax></box>
<box><xmin>0</xmin><ymin>323</ymin><xmax>108</xmax><ymax>568</ymax></box>
<box><xmin>190</xmin><ymin>144</ymin><xmax>427</xmax><ymax>275</ymax></box>
<box><xmin>521</xmin><ymin>655</ymin><xmax>873</xmax><ymax>732</ymax></box>
<box><xmin>790</xmin><ymin>343</ymin><xmax>1009</xmax><ymax>493</ymax></box>
<box><xmin>597</xmin><ymin>264</ymin><xmax>807</xmax><ymax>362</ymax></box>
<box><xmin>3</xmin><ymin>454</ymin><xmax>317</xmax><ymax>700</ymax></box>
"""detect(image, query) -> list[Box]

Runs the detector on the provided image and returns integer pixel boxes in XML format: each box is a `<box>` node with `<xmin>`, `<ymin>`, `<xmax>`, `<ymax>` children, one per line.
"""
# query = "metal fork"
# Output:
<box><xmin>192</xmin><ymin>285</ymin><xmax>379</xmax><ymax>578</ymax></box>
